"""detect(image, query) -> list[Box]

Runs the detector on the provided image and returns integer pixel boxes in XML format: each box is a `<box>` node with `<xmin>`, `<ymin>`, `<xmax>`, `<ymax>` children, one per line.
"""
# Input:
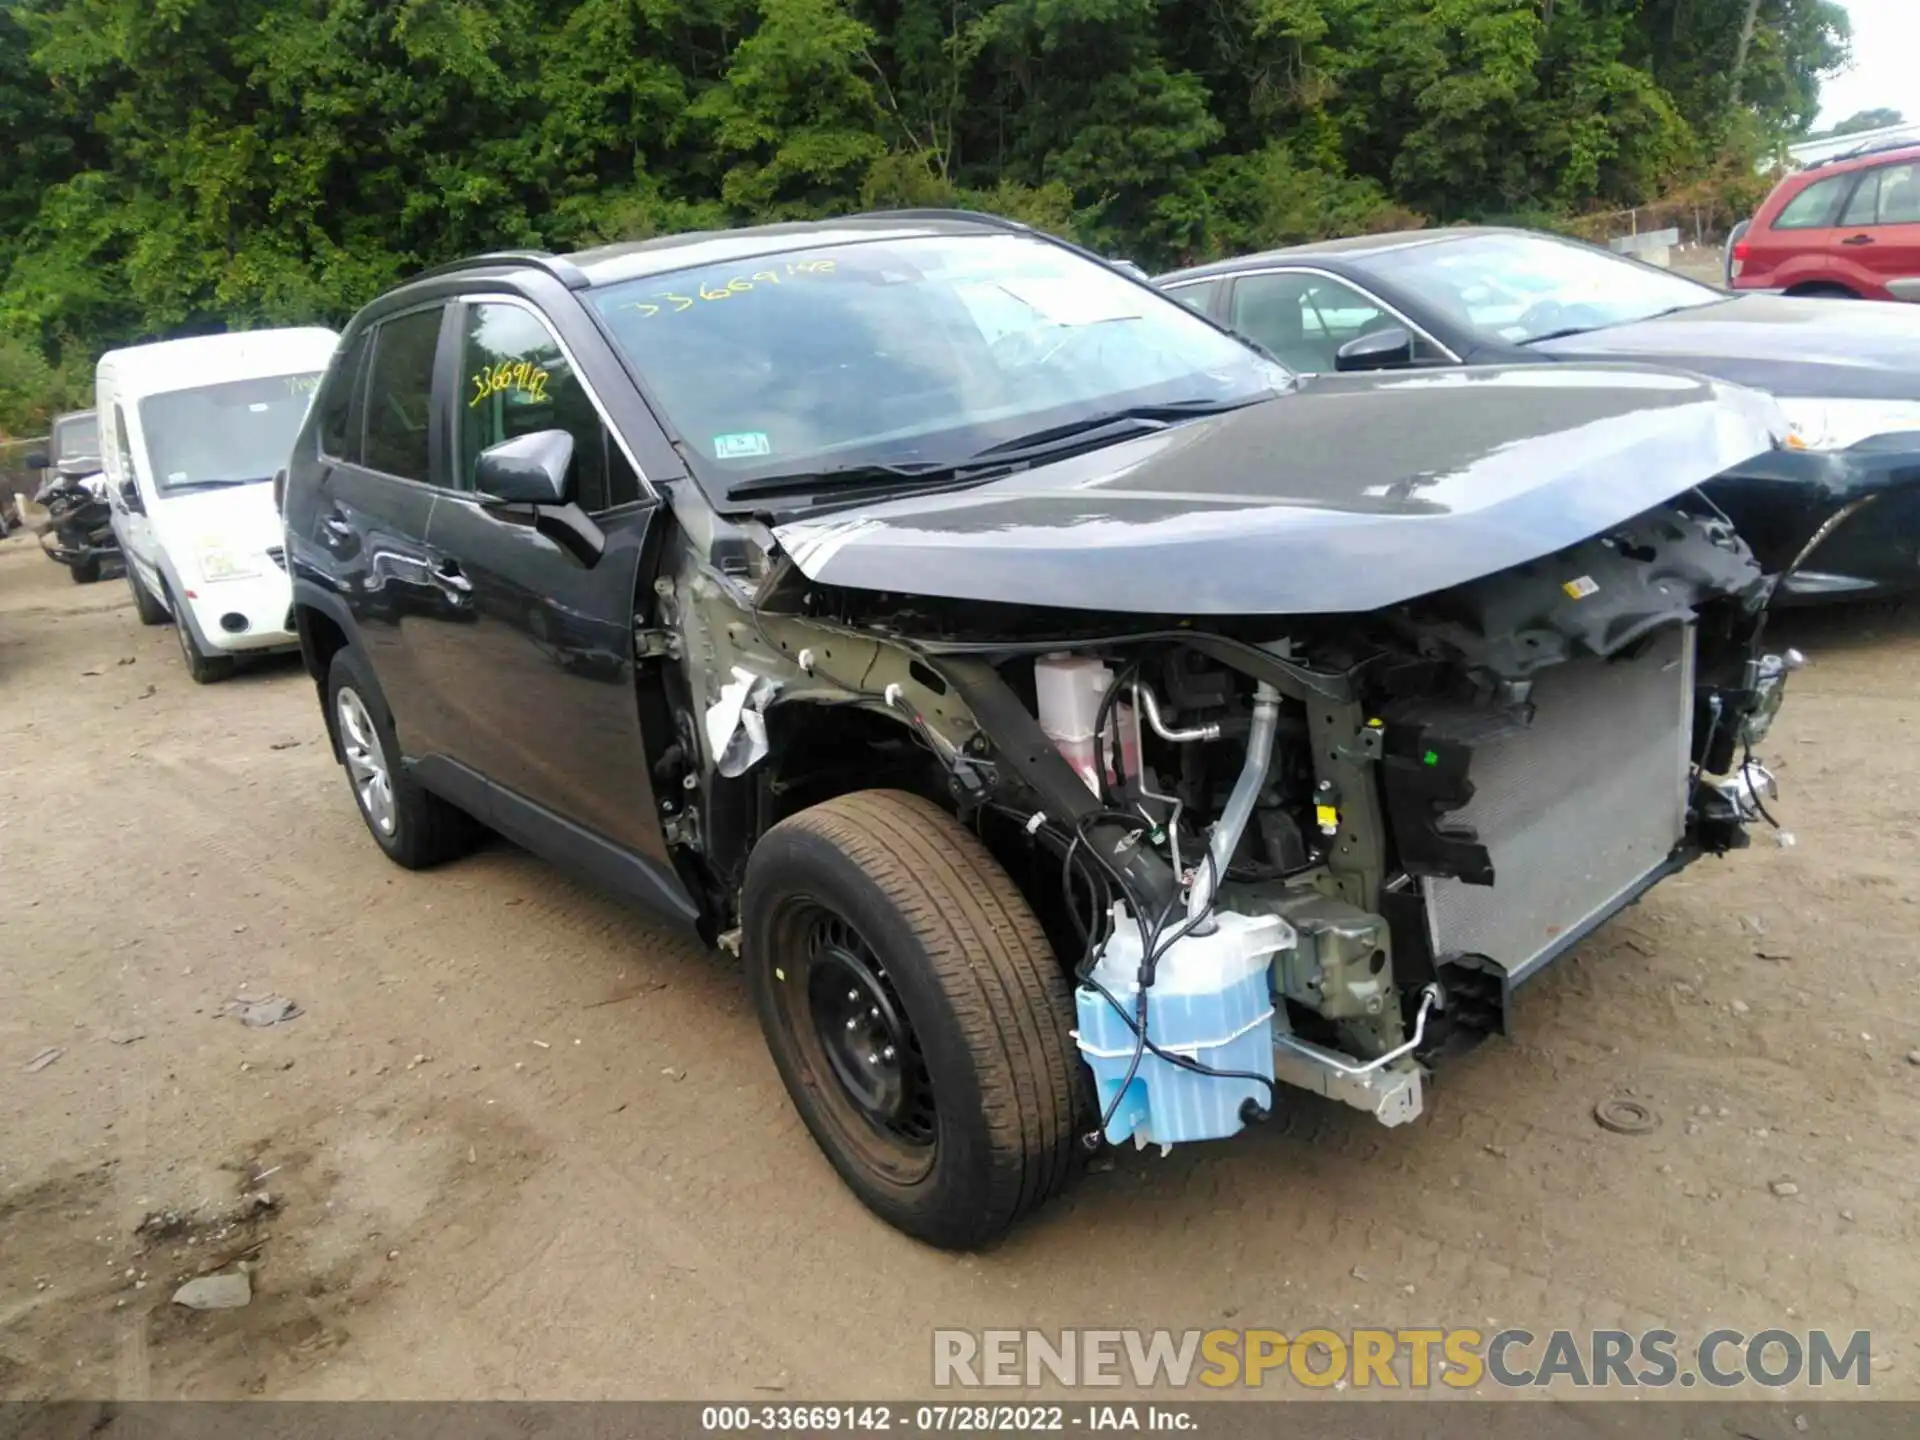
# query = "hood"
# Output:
<box><xmin>151</xmin><ymin>483</ymin><xmax>283</xmax><ymax>553</ymax></box>
<box><xmin>1530</xmin><ymin>295</ymin><xmax>1920</xmax><ymax>401</ymax></box>
<box><xmin>773</xmin><ymin>365</ymin><xmax>1785</xmax><ymax>616</ymax></box>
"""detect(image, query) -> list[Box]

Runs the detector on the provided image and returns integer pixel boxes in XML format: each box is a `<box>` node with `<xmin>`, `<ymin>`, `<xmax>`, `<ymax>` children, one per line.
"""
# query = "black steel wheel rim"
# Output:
<box><xmin>795</xmin><ymin>905</ymin><xmax>937</xmax><ymax>1149</ymax></box>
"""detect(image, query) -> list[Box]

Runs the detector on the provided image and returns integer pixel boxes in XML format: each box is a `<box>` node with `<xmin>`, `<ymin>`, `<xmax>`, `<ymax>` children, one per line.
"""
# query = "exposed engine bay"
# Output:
<box><xmin>652</xmin><ymin>493</ymin><xmax>1799</xmax><ymax>1150</ymax></box>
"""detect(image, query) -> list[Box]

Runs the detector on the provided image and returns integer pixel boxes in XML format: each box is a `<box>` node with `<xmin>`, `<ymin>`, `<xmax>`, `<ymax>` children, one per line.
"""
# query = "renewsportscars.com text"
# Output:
<box><xmin>932</xmin><ymin>1328</ymin><xmax>1872</xmax><ymax>1390</ymax></box>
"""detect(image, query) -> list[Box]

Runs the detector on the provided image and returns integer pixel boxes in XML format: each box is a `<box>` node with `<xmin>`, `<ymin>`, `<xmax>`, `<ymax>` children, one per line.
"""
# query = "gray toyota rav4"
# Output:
<box><xmin>282</xmin><ymin>211</ymin><xmax>1847</xmax><ymax>1248</ymax></box>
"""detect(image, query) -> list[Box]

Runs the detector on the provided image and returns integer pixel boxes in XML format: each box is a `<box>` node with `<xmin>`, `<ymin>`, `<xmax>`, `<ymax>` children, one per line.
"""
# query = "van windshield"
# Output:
<box><xmin>53</xmin><ymin>413</ymin><xmax>99</xmax><ymax>464</ymax></box>
<box><xmin>139</xmin><ymin>374</ymin><xmax>322</xmax><ymax>493</ymax></box>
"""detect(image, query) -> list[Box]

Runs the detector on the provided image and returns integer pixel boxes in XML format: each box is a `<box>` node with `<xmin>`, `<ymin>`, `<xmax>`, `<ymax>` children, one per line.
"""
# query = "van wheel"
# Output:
<box><xmin>70</xmin><ymin>558</ymin><xmax>102</xmax><ymax>585</ymax></box>
<box><xmin>1786</xmin><ymin>282</ymin><xmax>1856</xmax><ymax>299</ymax></box>
<box><xmin>127</xmin><ymin>566</ymin><xmax>168</xmax><ymax>625</ymax></box>
<box><xmin>742</xmin><ymin>790</ymin><xmax>1086</xmax><ymax>1249</ymax></box>
<box><xmin>170</xmin><ymin>597</ymin><xmax>235</xmax><ymax>684</ymax></box>
<box><xmin>326</xmin><ymin>647</ymin><xmax>484</xmax><ymax>868</ymax></box>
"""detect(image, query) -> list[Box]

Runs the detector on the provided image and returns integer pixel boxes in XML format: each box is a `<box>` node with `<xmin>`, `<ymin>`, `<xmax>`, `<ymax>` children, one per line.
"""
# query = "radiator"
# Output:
<box><xmin>1421</xmin><ymin>622</ymin><xmax>1694</xmax><ymax>985</ymax></box>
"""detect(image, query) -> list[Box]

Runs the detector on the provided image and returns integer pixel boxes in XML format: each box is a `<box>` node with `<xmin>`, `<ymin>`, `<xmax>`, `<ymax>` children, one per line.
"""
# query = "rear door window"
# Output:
<box><xmin>456</xmin><ymin>301</ymin><xmax>640</xmax><ymax>513</ymax></box>
<box><xmin>361</xmin><ymin>308</ymin><xmax>444</xmax><ymax>482</ymax></box>
<box><xmin>1771</xmin><ymin>174</ymin><xmax>1851</xmax><ymax>230</ymax></box>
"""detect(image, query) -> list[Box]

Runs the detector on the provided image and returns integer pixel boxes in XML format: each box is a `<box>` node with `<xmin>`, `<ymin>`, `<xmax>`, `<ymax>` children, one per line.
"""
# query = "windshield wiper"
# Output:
<box><xmin>728</xmin><ymin>459</ymin><xmax>968</xmax><ymax>502</ymax></box>
<box><xmin>967</xmin><ymin>397</ymin><xmax>1258</xmax><ymax>461</ymax></box>
<box><xmin>167</xmin><ymin>476</ymin><xmax>271</xmax><ymax>491</ymax></box>
<box><xmin>726</xmin><ymin>398</ymin><xmax>1259</xmax><ymax>503</ymax></box>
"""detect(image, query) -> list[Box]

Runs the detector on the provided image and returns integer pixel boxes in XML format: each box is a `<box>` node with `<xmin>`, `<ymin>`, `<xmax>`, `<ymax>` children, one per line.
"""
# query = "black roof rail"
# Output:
<box><xmin>1807</xmin><ymin>135</ymin><xmax>1920</xmax><ymax>169</ymax></box>
<box><xmin>405</xmin><ymin>249</ymin><xmax>592</xmax><ymax>289</ymax></box>
<box><xmin>842</xmin><ymin>207</ymin><xmax>1036</xmax><ymax>233</ymax></box>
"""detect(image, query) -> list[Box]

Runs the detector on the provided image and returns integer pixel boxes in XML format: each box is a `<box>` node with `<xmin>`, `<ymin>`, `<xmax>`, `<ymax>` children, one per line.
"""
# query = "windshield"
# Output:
<box><xmin>1353</xmin><ymin>233</ymin><xmax>1722</xmax><ymax>345</ymax></box>
<box><xmin>138</xmin><ymin>373</ymin><xmax>322</xmax><ymax>493</ymax></box>
<box><xmin>53</xmin><ymin>413</ymin><xmax>99</xmax><ymax>464</ymax></box>
<box><xmin>589</xmin><ymin>233</ymin><xmax>1285</xmax><ymax>499</ymax></box>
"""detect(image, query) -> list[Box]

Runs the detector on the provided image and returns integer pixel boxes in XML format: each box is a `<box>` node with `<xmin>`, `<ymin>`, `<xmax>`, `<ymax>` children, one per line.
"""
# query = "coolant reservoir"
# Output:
<box><xmin>1033</xmin><ymin>655</ymin><xmax>1139</xmax><ymax>794</ymax></box>
<box><xmin>1074</xmin><ymin>904</ymin><xmax>1293</xmax><ymax>1149</ymax></box>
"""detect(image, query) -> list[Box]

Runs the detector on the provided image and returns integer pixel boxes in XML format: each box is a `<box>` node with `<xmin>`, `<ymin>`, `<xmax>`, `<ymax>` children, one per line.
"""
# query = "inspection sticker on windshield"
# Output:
<box><xmin>713</xmin><ymin>432</ymin><xmax>771</xmax><ymax>460</ymax></box>
<box><xmin>1562</xmin><ymin>575</ymin><xmax>1600</xmax><ymax>600</ymax></box>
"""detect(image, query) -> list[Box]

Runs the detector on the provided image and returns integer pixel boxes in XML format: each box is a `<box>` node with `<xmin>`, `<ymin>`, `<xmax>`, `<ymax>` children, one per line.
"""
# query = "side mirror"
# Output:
<box><xmin>1334</xmin><ymin>326</ymin><xmax>1417</xmax><ymax>373</ymax></box>
<box><xmin>120</xmin><ymin>478</ymin><xmax>145</xmax><ymax>515</ymax></box>
<box><xmin>476</xmin><ymin>430</ymin><xmax>573</xmax><ymax>506</ymax></box>
<box><xmin>25</xmin><ymin>452</ymin><xmax>49</xmax><ymax>470</ymax></box>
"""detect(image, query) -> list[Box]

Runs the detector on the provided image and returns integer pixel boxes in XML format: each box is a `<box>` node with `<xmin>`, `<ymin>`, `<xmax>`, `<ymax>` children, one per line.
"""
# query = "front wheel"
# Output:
<box><xmin>127</xmin><ymin>566</ymin><xmax>168</xmax><ymax>625</ymax></box>
<box><xmin>70</xmin><ymin>556</ymin><xmax>102</xmax><ymax>585</ymax></box>
<box><xmin>743</xmin><ymin>790</ymin><xmax>1086</xmax><ymax>1249</ymax></box>
<box><xmin>170</xmin><ymin>596</ymin><xmax>235</xmax><ymax>684</ymax></box>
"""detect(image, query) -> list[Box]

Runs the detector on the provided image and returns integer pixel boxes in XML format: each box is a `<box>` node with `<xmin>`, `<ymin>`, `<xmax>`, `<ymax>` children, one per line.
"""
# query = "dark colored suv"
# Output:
<box><xmin>1731</xmin><ymin>141</ymin><xmax>1920</xmax><ymax>301</ymax></box>
<box><xmin>283</xmin><ymin>212</ymin><xmax>1809</xmax><ymax>1247</ymax></box>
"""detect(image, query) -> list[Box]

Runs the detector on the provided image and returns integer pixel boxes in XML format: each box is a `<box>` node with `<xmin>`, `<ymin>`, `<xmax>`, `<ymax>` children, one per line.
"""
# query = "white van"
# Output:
<box><xmin>101</xmin><ymin>328</ymin><xmax>338</xmax><ymax>682</ymax></box>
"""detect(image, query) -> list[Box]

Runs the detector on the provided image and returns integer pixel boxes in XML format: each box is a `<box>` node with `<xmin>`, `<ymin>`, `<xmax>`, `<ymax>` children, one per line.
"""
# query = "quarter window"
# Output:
<box><xmin>1228</xmin><ymin>273</ymin><xmax>1440</xmax><ymax>374</ymax></box>
<box><xmin>361</xmin><ymin>307</ymin><xmax>444</xmax><ymax>482</ymax></box>
<box><xmin>1165</xmin><ymin>278</ymin><xmax>1222</xmax><ymax>315</ymax></box>
<box><xmin>1772</xmin><ymin>174</ymin><xmax>1850</xmax><ymax>230</ymax></box>
<box><xmin>456</xmin><ymin>302</ymin><xmax>639</xmax><ymax>512</ymax></box>
<box><xmin>318</xmin><ymin>330</ymin><xmax>372</xmax><ymax>463</ymax></box>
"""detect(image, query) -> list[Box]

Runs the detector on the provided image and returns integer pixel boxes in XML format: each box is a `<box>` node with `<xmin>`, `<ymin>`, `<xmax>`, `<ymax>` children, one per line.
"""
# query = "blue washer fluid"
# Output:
<box><xmin>1074</xmin><ymin>905</ymin><xmax>1294</xmax><ymax>1149</ymax></box>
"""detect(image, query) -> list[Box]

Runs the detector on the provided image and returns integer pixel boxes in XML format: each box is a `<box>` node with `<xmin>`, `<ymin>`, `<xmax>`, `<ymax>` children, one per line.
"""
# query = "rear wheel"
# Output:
<box><xmin>126</xmin><ymin>566</ymin><xmax>168</xmax><ymax>625</ymax></box>
<box><xmin>325</xmin><ymin>646</ymin><xmax>484</xmax><ymax>868</ymax></box>
<box><xmin>743</xmin><ymin>790</ymin><xmax>1086</xmax><ymax>1249</ymax></box>
<box><xmin>1786</xmin><ymin>282</ymin><xmax>1857</xmax><ymax>299</ymax></box>
<box><xmin>70</xmin><ymin>557</ymin><xmax>101</xmax><ymax>585</ymax></box>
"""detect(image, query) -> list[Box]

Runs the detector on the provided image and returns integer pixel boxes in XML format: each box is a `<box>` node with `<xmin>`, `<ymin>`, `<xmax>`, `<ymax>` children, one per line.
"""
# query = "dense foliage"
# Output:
<box><xmin>0</xmin><ymin>0</ymin><xmax>1849</xmax><ymax>431</ymax></box>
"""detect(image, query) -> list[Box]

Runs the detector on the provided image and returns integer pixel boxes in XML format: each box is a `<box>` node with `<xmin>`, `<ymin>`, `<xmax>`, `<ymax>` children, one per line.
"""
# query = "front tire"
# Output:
<box><xmin>127</xmin><ymin>566</ymin><xmax>168</xmax><ymax>625</ymax></box>
<box><xmin>325</xmin><ymin>647</ymin><xmax>483</xmax><ymax>869</ymax></box>
<box><xmin>743</xmin><ymin>790</ymin><xmax>1086</xmax><ymax>1249</ymax></box>
<box><xmin>70</xmin><ymin>557</ymin><xmax>102</xmax><ymax>584</ymax></box>
<box><xmin>170</xmin><ymin>595</ymin><xmax>235</xmax><ymax>684</ymax></box>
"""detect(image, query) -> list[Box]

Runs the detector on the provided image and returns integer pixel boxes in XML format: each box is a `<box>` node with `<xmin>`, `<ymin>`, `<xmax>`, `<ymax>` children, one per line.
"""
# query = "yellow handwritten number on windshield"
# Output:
<box><xmin>620</xmin><ymin>260</ymin><xmax>836</xmax><ymax>320</ymax></box>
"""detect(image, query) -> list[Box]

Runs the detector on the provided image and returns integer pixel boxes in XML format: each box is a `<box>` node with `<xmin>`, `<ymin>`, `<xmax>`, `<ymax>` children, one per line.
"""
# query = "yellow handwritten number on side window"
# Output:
<box><xmin>469</xmin><ymin>360</ymin><xmax>551</xmax><ymax>409</ymax></box>
<box><xmin>619</xmin><ymin>259</ymin><xmax>837</xmax><ymax>321</ymax></box>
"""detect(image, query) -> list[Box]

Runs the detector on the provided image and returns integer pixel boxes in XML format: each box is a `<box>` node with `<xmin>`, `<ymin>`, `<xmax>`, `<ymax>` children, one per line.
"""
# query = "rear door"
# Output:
<box><xmin>1833</xmin><ymin>159</ymin><xmax>1920</xmax><ymax>300</ymax></box>
<box><xmin>312</xmin><ymin>304</ymin><xmax>474</xmax><ymax>768</ymax></box>
<box><xmin>1746</xmin><ymin>170</ymin><xmax>1857</xmax><ymax>291</ymax></box>
<box><xmin>420</xmin><ymin>294</ymin><xmax>681</xmax><ymax>891</ymax></box>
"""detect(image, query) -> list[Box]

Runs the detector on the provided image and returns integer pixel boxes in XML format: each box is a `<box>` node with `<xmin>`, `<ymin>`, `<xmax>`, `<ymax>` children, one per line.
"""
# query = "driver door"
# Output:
<box><xmin>420</xmin><ymin>296</ymin><xmax>686</xmax><ymax>911</ymax></box>
<box><xmin>102</xmin><ymin>401</ymin><xmax>160</xmax><ymax>595</ymax></box>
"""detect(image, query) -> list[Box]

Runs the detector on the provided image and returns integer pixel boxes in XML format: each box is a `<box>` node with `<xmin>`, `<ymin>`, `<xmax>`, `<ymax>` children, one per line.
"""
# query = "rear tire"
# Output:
<box><xmin>743</xmin><ymin>789</ymin><xmax>1086</xmax><ymax>1249</ymax></box>
<box><xmin>70</xmin><ymin>557</ymin><xmax>101</xmax><ymax>584</ymax></box>
<box><xmin>325</xmin><ymin>646</ymin><xmax>484</xmax><ymax>869</ymax></box>
<box><xmin>1786</xmin><ymin>282</ymin><xmax>1857</xmax><ymax>299</ymax></box>
<box><xmin>127</xmin><ymin>566</ymin><xmax>168</xmax><ymax>625</ymax></box>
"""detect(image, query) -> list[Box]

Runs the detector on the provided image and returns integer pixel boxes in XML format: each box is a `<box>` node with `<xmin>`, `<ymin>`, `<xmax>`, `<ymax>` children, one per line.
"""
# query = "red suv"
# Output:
<box><xmin>1730</xmin><ymin>141</ymin><xmax>1920</xmax><ymax>301</ymax></box>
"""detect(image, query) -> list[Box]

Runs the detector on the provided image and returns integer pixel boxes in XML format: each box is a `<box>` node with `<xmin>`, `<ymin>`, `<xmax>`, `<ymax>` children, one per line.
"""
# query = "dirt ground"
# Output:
<box><xmin>1</xmin><ymin>529</ymin><xmax>1916</xmax><ymax>1403</ymax></box>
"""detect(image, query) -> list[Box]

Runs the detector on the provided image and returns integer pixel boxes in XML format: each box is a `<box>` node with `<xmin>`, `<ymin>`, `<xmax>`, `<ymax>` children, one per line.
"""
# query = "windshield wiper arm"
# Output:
<box><xmin>967</xmin><ymin>398</ymin><xmax>1256</xmax><ymax>461</ymax></box>
<box><xmin>727</xmin><ymin>399</ymin><xmax>1259</xmax><ymax>502</ymax></box>
<box><xmin>728</xmin><ymin>459</ymin><xmax>967</xmax><ymax>501</ymax></box>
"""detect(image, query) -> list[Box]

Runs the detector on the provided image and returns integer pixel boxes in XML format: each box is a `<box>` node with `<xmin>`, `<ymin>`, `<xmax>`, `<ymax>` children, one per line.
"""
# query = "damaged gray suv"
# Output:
<box><xmin>282</xmin><ymin>211</ymin><xmax>1867</xmax><ymax>1248</ymax></box>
